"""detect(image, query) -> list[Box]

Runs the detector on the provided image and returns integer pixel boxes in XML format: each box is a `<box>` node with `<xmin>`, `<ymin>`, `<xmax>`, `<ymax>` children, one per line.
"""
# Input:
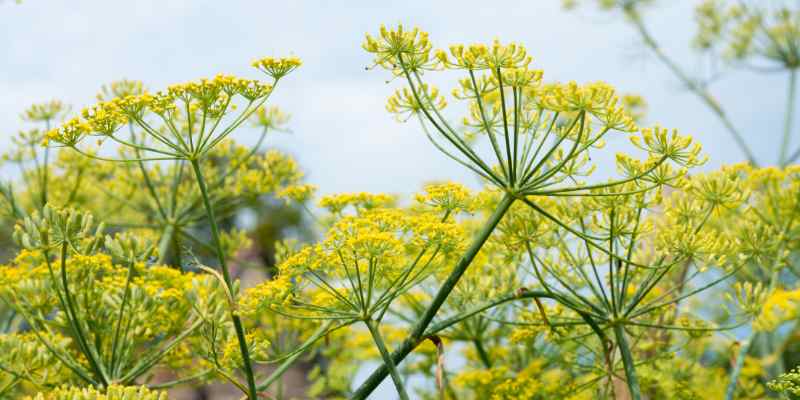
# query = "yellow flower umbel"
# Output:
<box><xmin>0</xmin><ymin>250</ymin><xmax>205</xmax><ymax>389</ymax></box>
<box><xmin>246</xmin><ymin>194</ymin><xmax>463</xmax><ymax>400</ymax></box>
<box><xmin>48</xmin><ymin>57</ymin><xmax>299</xmax><ymax>161</ymax></box>
<box><xmin>691</xmin><ymin>1</ymin><xmax>800</xmax><ymax>69</ymax></box>
<box><xmin>366</xmin><ymin>25</ymin><xmax>702</xmax><ymax>198</ymax></box>
<box><xmin>27</xmin><ymin>385</ymin><xmax>167</xmax><ymax>400</ymax></box>
<box><xmin>44</xmin><ymin>57</ymin><xmax>303</xmax><ymax>400</ymax></box>
<box><xmin>355</xmin><ymin>25</ymin><xmax>708</xmax><ymax>400</ymax></box>
<box><xmin>261</xmin><ymin>204</ymin><xmax>463</xmax><ymax>321</ymax></box>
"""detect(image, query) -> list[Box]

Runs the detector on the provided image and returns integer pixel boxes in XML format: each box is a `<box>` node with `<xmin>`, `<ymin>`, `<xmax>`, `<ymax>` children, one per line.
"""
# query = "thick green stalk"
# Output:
<box><xmin>781</xmin><ymin>68</ymin><xmax>798</xmax><ymax>166</ymax></box>
<box><xmin>156</xmin><ymin>225</ymin><xmax>174</xmax><ymax>265</ymax></box>
<box><xmin>366</xmin><ymin>319</ymin><xmax>410</xmax><ymax>400</ymax></box>
<box><xmin>351</xmin><ymin>194</ymin><xmax>515</xmax><ymax>399</ymax></box>
<box><xmin>613</xmin><ymin>324</ymin><xmax>641</xmax><ymax>400</ymax></box>
<box><xmin>189</xmin><ymin>159</ymin><xmax>258</xmax><ymax>400</ymax></box>
<box><xmin>350</xmin><ymin>289</ymin><xmax>555</xmax><ymax>399</ymax></box>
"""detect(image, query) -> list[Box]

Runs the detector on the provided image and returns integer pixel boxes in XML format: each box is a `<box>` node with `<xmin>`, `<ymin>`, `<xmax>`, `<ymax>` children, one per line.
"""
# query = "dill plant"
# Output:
<box><xmin>558</xmin><ymin>2</ymin><xmax>800</xmax><ymax>399</ymax></box>
<box><xmin>0</xmin><ymin>13</ymin><xmax>799</xmax><ymax>400</ymax></box>
<box><xmin>348</xmin><ymin>24</ymin><xmax>709</xmax><ymax>400</ymax></box>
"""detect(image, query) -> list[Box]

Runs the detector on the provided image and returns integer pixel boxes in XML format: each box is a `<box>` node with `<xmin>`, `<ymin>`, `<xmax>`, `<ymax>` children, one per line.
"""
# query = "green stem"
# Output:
<box><xmin>58</xmin><ymin>243</ymin><xmax>109</xmax><ymax>385</ymax></box>
<box><xmin>350</xmin><ymin>289</ymin><xmax>554</xmax><ymax>399</ymax></box>
<box><xmin>257</xmin><ymin>322</ymin><xmax>334</xmax><ymax>391</ymax></box>
<box><xmin>351</xmin><ymin>194</ymin><xmax>515</xmax><ymax>399</ymax></box>
<box><xmin>726</xmin><ymin>267</ymin><xmax>783</xmax><ymax>399</ymax></box>
<box><xmin>473</xmin><ymin>338</ymin><xmax>492</xmax><ymax>369</ymax></box>
<box><xmin>156</xmin><ymin>224</ymin><xmax>176</xmax><ymax>266</ymax></box>
<box><xmin>725</xmin><ymin>337</ymin><xmax>752</xmax><ymax>400</ymax></box>
<box><xmin>625</xmin><ymin>8</ymin><xmax>758</xmax><ymax>166</ymax></box>
<box><xmin>613</xmin><ymin>324</ymin><xmax>641</xmax><ymax>400</ymax></box>
<box><xmin>189</xmin><ymin>159</ymin><xmax>257</xmax><ymax>400</ymax></box>
<box><xmin>109</xmin><ymin>259</ymin><xmax>136</xmax><ymax>377</ymax></box>
<box><xmin>148</xmin><ymin>370</ymin><xmax>211</xmax><ymax>389</ymax></box>
<box><xmin>366</xmin><ymin>319</ymin><xmax>409</xmax><ymax>400</ymax></box>
<box><xmin>41</xmin><ymin>144</ymin><xmax>49</xmax><ymax>207</ymax></box>
<box><xmin>781</xmin><ymin>68</ymin><xmax>798</xmax><ymax>166</ymax></box>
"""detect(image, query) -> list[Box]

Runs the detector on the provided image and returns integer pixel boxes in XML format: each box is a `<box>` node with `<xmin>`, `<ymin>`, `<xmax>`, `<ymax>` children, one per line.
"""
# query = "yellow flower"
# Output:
<box><xmin>27</xmin><ymin>385</ymin><xmax>167</xmax><ymax>400</ymax></box>
<box><xmin>363</xmin><ymin>24</ymin><xmax>435</xmax><ymax>73</ymax></box>
<box><xmin>21</xmin><ymin>100</ymin><xmax>69</xmax><ymax>123</ymax></box>
<box><xmin>414</xmin><ymin>181</ymin><xmax>475</xmax><ymax>213</ymax></box>
<box><xmin>252</xmin><ymin>56</ymin><xmax>302</xmax><ymax>79</ymax></box>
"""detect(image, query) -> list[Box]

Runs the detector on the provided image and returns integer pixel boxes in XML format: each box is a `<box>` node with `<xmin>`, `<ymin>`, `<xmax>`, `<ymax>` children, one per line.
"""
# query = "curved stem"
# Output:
<box><xmin>257</xmin><ymin>322</ymin><xmax>334</xmax><ymax>390</ymax></box>
<box><xmin>725</xmin><ymin>337</ymin><xmax>752</xmax><ymax>400</ymax></box>
<box><xmin>351</xmin><ymin>288</ymin><xmax>553</xmax><ymax>399</ymax></box>
<box><xmin>366</xmin><ymin>319</ymin><xmax>409</xmax><ymax>400</ymax></box>
<box><xmin>189</xmin><ymin>159</ymin><xmax>258</xmax><ymax>399</ymax></box>
<box><xmin>350</xmin><ymin>193</ymin><xmax>515</xmax><ymax>399</ymax></box>
<box><xmin>726</xmin><ymin>266</ymin><xmax>782</xmax><ymax>399</ymax></box>
<box><xmin>625</xmin><ymin>8</ymin><xmax>758</xmax><ymax>166</ymax></box>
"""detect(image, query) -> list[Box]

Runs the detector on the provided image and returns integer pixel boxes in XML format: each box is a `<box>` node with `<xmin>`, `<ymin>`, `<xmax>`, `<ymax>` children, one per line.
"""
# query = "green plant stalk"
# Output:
<box><xmin>41</xmin><ymin>145</ymin><xmax>49</xmax><ymax>207</ymax></box>
<box><xmin>38</xmin><ymin>248</ymin><xmax>102</xmax><ymax>385</ymax></box>
<box><xmin>156</xmin><ymin>224</ymin><xmax>176</xmax><ymax>266</ymax></box>
<box><xmin>57</xmin><ymin>243</ymin><xmax>110</xmax><ymax>385</ymax></box>
<box><xmin>781</xmin><ymin>68</ymin><xmax>798</xmax><ymax>166</ymax></box>
<box><xmin>613</xmin><ymin>324</ymin><xmax>642</xmax><ymax>400</ymax></box>
<box><xmin>351</xmin><ymin>289</ymin><xmax>555</xmax><ymax>399</ymax></box>
<box><xmin>108</xmin><ymin>258</ymin><xmax>136</xmax><ymax>377</ymax></box>
<box><xmin>351</xmin><ymin>193</ymin><xmax>515</xmax><ymax>399</ymax></box>
<box><xmin>366</xmin><ymin>319</ymin><xmax>410</xmax><ymax>400</ymax></box>
<box><xmin>473</xmin><ymin>338</ymin><xmax>492</xmax><ymax>369</ymax></box>
<box><xmin>120</xmin><ymin>318</ymin><xmax>203</xmax><ymax>383</ymax></box>
<box><xmin>725</xmin><ymin>337</ymin><xmax>752</xmax><ymax>400</ymax></box>
<box><xmin>41</xmin><ymin>119</ymin><xmax>52</xmax><ymax>207</ymax></box>
<box><xmin>148</xmin><ymin>370</ymin><xmax>212</xmax><ymax>389</ymax></box>
<box><xmin>189</xmin><ymin>159</ymin><xmax>258</xmax><ymax>400</ymax></box>
<box><xmin>257</xmin><ymin>322</ymin><xmax>334</xmax><ymax>391</ymax></box>
<box><xmin>726</xmin><ymin>254</ymin><xmax>788</xmax><ymax>400</ymax></box>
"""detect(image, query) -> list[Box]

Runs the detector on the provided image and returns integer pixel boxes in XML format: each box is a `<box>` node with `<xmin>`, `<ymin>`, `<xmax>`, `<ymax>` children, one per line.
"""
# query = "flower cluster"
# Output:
<box><xmin>366</xmin><ymin>24</ymin><xmax>702</xmax><ymax>201</ymax></box>
<box><xmin>47</xmin><ymin>58</ymin><xmax>299</xmax><ymax>160</ymax></box>
<box><xmin>693</xmin><ymin>1</ymin><xmax>800</xmax><ymax>68</ymax></box>
<box><xmin>4</xmin><ymin>18</ymin><xmax>800</xmax><ymax>400</ymax></box>
<box><xmin>28</xmin><ymin>385</ymin><xmax>167</xmax><ymax>400</ymax></box>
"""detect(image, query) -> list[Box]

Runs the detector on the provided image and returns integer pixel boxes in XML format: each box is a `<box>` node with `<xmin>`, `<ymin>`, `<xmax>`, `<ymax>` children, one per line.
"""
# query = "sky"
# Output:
<box><xmin>0</xmin><ymin>1</ymin><xmax>787</xmax><ymax>395</ymax></box>
<box><xmin>0</xmin><ymin>1</ymin><xmax>787</xmax><ymax>198</ymax></box>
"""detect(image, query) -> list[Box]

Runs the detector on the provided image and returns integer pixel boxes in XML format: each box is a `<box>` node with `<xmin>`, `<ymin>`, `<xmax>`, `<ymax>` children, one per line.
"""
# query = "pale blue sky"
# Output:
<box><xmin>0</xmin><ymin>0</ymin><xmax>784</xmax><ymax>198</ymax></box>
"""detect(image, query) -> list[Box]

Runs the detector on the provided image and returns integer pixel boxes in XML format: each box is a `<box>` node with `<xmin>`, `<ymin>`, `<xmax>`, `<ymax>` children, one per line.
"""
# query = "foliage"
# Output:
<box><xmin>1</xmin><ymin>4</ymin><xmax>800</xmax><ymax>399</ymax></box>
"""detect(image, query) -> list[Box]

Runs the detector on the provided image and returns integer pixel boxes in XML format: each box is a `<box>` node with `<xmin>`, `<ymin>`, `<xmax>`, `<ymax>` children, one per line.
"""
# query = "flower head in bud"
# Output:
<box><xmin>30</xmin><ymin>385</ymin><xmax>168</xmax><ymax>400</ymax></box>
<box><xmin>414</xmin><ymin>182</ymin><xmax>475</xmax><ymax>213</ymax></box>
<box><xmin>386</xmin><ymin>84</ymin><xmax>446</xmax><ymax>121</ymax></box>
<box><xmin>252</xmin><ymin>56</ymin><xmax>302</xmax><ymax>79</ymax></box>
<box><xmin>97</xmin><ymin>79</ymin><xmax>147</xmax><ymax>101</ymax></box>
<box><xmin>363</xmin><ymin>24</ymin><xmax>435</xmax><ymax>73</ymax></box>
<box><xmin>277</xmin><ymin>184</ymin><xmax>317</xmax><ymax>204</ymax></box>
<box><xmin>630</xmin><ymin>125</ymin><xmax>707</xmax><ymax>167</ymax></box>
<box><xmin>22</xmin><ymin>100</ymin><xmax>69</xmax><ymax>123</ymax></box>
